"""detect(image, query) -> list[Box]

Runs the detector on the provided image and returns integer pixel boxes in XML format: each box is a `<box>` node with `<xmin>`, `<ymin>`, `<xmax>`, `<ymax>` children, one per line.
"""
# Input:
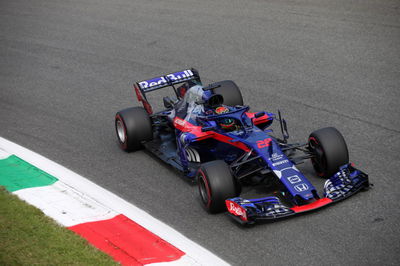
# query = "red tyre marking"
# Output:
<box><xmin>68</xmin><ymin>214</ymin><xmax>185</xmax><ymax>265</ymax></box>
<box><xmin>199</xmin><ymin>169</ymin><xmax>212</xmax><ymax>208</ymax></box>
<box><xmin>309</xmin><ymin>136</ymin><xmax>317</xmax><ymax>142</ymax></box>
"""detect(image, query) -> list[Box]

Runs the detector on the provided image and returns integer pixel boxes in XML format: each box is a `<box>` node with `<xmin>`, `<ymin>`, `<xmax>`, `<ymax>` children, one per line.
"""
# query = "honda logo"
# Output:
<box><xmin>294</xmin><ymin>183</ymin><xmax>309</xmax><ymax>192</ymax></box>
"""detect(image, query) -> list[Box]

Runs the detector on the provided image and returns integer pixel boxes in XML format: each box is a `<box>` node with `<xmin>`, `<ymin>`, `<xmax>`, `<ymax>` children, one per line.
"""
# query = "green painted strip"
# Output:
<box><xmin>0</xmin><ymin>155</ymin><xmax>57</xmax><ymax>192</ymax></box>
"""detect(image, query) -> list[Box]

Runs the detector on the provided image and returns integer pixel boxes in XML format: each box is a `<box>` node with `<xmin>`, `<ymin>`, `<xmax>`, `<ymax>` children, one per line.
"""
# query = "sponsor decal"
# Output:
<box><xmin>271</xmin><ymin>153</ymin><xmax>283</xmax><ymax>161</ymax></box>
<box><xmin>226</xmin><ymin>201</ymin><xmax>247</xmax><ymax>221</ymax></box>
<box><xmin>294</xmin><ymin>183</ymin><xmax>309</xmax><ymax>192</ymax></box>
<box><xmin>174</xmin><ymin>117</ymin><xmax>186</xmax><ymax>127</ymax></box>
<box><xmin>139</xmin><ymin>70</ymin><xmax>194</xmax><ymax>89</ymax></box>
<box><xmin>288</xmin><ymin>175</ymin><xmax>302</xmax><ymax>184</ymax></box>
<box><xmin>139</xmin><ymin>76</ymin><xmax>167</xmax><ymax>89</ymax></box>
<box><xmin>272</xmin><ymin>159</ymin><xmax>289</xmax><ymax>167</ymax></box>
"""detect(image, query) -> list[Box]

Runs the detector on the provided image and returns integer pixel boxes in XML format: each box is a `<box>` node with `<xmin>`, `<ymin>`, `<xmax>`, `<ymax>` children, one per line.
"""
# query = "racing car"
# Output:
<box><xmin>115</xmin><ymin>68</ymin><xmax>369</xmax><ymax>225</ymax></box>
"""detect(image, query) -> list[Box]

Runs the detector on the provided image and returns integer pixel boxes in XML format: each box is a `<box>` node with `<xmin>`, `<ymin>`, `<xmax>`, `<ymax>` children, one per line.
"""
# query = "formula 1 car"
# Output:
<box><xmin>115</xmin><ymin>69</ymin><xmax>369</xmax><ymax>225</ymax></box>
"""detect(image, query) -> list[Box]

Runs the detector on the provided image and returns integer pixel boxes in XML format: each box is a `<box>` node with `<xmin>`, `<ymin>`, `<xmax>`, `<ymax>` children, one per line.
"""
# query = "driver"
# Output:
<box><xmin>213</xmin><ymin>106</ymin><xmax>238</xmax><ymax>132</ymax></box>
<box><xmin>177</xmin><ymin>84</ymin><xmax>240</xmax><ymax>132</ymax></box>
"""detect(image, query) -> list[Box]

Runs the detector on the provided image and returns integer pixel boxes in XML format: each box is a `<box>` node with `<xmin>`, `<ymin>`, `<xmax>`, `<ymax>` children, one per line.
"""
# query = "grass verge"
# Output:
<box><xmin>0</xmin><ymin>187</ymin><xmax>118</xmax><ymax>265</ymax></box>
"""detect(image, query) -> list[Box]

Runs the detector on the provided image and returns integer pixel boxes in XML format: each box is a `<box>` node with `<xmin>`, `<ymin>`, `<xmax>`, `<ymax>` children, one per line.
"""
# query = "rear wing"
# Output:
<box><xmin>133</xmin><ymin>68</ymin><xmax>201</xmax><ymax>114</ymax></box>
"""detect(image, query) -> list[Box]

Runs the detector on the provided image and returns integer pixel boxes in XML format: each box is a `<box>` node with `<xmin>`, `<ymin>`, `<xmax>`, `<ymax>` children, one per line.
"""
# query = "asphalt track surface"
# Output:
<box><xmin>1</xmin><ymin>0</ymin><xmax>399</xmax><ymax>265</ymax></box>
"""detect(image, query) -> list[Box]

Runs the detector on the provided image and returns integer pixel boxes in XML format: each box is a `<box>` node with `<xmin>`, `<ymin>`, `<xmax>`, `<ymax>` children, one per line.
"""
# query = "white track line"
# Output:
<box><xmin>0</xmin><ymin>137</ymin><xmax>229</xmax><ymax>266</ymax></box>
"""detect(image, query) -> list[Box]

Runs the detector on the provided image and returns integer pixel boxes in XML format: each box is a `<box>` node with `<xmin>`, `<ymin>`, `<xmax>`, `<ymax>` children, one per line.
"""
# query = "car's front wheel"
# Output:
<box><xmin>197</xmin><ymin>160</ymin><xmax>240</xmax><ymax>213</ymax></box>
<box><xmin>308</xmin><ymin>127</ymin><xmax>349</xmax><ymax>178</ymax></box>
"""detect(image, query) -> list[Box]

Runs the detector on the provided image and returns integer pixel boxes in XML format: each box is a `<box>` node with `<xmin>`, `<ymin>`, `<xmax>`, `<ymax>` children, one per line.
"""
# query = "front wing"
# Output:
<box><xmin>226</xmin><ymin>164</ymin><xmax>370</xmax><ymax>224</ymax></box>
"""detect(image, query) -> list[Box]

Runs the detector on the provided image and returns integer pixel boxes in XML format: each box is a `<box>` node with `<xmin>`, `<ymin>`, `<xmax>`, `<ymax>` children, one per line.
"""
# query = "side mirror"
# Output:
<box><xmin>201</xmin><ymin>126</ymin><xmax>216</xmax><ymax>132</ymax></box>
<box><xmin>163</xmin><ymin>97</ymin><xmax>175</xmax><ymax>109</ymax></box>
<box><xmin>254</xmin><ymin>112</ymin><xmax>265</xmax><ymax>118</ymax></box>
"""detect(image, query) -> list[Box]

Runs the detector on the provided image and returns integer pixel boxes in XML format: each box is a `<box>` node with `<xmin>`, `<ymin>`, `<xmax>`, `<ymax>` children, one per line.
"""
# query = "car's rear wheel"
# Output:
<box><xmin>197</xmin><ymin>160</ymin><xmax>240</xmax><ymax>213</ymax></box>
<box><xmin>211</xmin><ymin>80</ymin><xmax>244</xmax><ymax>106</ymax></box>
<box><xmin>115</xmin><ymin>107</ymin><xmax>152</xmax><ymax>152</ymax></box>
<box><xmin>308</xmin><ymin>127</ymin><xmax>349</xmax><ymax>178</ymax></box>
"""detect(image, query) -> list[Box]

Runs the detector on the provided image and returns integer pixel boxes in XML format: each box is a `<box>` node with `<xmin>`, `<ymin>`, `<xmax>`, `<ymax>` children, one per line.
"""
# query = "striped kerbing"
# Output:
<box><xmin>0</xmin><ymin>153</ymin><xmax>183</xmax><ymax>265</ymax></box>
<box><xmin>0</xmin><ymin>138</ymin><xmax>228</xmax><ymax>266</ymax></box>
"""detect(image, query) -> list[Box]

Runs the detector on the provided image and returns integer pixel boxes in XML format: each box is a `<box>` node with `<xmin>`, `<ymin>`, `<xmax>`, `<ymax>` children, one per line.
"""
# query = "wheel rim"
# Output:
<box><xmin>116</xmin><ymin>119</ymin><xmax>126</xmax><ymax>143</ymax></box>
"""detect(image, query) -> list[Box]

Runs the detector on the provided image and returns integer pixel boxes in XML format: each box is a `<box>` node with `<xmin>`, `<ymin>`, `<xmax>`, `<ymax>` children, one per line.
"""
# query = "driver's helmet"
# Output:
<box><xmin>215</xmin><ymin>106</ymin><xmax>236</xmax><ymax>131</ymax></box>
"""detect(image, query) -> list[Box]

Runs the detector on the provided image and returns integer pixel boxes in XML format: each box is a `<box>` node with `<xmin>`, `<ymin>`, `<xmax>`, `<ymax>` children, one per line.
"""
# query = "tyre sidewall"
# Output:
<box><xmin>115</xmin><ymin>107</ymin><xmax>152</xmax><ymax>152</ymax></box>
<box><xmin>309</xmin><ymin>127</ymin><xmax>349</xmax><ymax>178</ymax></box>
<box><xmin>197</xmin><ymin>160</ymin><xmax>239</xmax><ymax>213</ymax></box>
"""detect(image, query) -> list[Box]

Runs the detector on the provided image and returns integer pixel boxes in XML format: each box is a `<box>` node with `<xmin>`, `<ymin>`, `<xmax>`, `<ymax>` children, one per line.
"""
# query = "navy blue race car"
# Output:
<box><xmin>115</xmin><ymin>69</ymin><xmax>369</xmax><ymax>225</ymax></box>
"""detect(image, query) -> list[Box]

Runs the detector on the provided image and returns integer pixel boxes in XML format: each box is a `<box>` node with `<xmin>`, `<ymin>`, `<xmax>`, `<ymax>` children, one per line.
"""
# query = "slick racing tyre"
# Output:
<box><xmin>115</xmin><ymin>107</ymin><xmax>152</xmax><ymax>152</ymax></box>
<box><xmin>211</xmin><ymin>80</ymin><xmax>244</xmax><ymax>106</ymax></box>
<box><xmin>197</xmin><ymin>160</ymin><xmax>240</xmax><ymax>213</ymax></box>
<box><xmin>308</xmin><ymin>127</ymin><xmax>349</xmax><ymax>178</ymax></box>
